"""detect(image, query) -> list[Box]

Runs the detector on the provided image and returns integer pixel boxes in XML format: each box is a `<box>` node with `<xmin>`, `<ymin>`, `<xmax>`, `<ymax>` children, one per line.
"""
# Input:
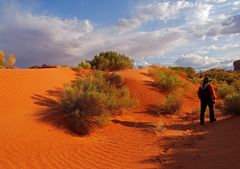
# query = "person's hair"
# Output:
<box><xmin>202</xmin><ymin>76</ymin><xmax>210</xmax><ymax>87</ymax></box>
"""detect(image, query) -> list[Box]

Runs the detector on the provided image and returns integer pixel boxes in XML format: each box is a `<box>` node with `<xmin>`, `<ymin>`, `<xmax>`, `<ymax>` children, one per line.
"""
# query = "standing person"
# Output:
<box><xmin>198</xmin><ymin>76</ymin><xmax>217</xmax><ymax>125</ymax></box>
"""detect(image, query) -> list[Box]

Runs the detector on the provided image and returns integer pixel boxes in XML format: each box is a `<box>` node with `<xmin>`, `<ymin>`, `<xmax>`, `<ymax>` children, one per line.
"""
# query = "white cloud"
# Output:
<box><xmin>0</xmin><ymin>9</ymin><xmax>95</xmax><ymax>66</ymax></box>
<box><xmin>207</xmin><ymin>44</ymin><xmax>240</xmax><ymax>50</ymax></box>
<box><xmin>186</xmin><ymin>3</ymin><xmax>213</xmax><ymax>24</ymax></box>
<box><xmin>0</xmin><ymin>6</ymin><xmax>187</xmax><ymax>67</ymax></box>
<box><xmin>175</xmin><ymin>53</ymin><xmax>235</xmax><ymax>70</ymax></box>
<box><xmin>221</xmin><ymin>15</ymin><xmax>240</xmax><ymax>35</ymax></box>
<box><xmin>204</xmin><ymin>0</ymin><xmax>226</xmax><ymax>4</ymax></box>
<box><xmin>175</xmin><ymin>53</ymin><xmax>219</xmax><ymax>69</ymax></box>
<box><xmin>118</xmin><ymin>1</ymin><xmax>191</xmax><ymax>33</ymax></box>
<box><xmin>233</xmin><ymin>1</ymin><xmax>240</xmax><ymax>9</ymax></box>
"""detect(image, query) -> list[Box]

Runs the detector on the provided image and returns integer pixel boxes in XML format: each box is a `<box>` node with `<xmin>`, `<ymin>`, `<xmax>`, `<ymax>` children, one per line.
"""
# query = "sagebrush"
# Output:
<box><xmin>60</xmin><ymin>71</ymin><xmax>138</xmax><ymax>135</ymax></box>
<box><xmin>149</xmin><ymin>67</ymin><xmax>186</xmax><ymax>93</ymax></box>
<box><xmin>224</xmin><ymin>93</ymin><xmax>240</xmax><ymax>114</ymax></box>
<box><xmin>156</xmin><ymin>94</ymin><xmax>182</xmax><ymax>114</ymax></box>
<box><xmin>89</xmin><ymin>51</ymin><xmax>134</xmax><ymax>71</ymax></box>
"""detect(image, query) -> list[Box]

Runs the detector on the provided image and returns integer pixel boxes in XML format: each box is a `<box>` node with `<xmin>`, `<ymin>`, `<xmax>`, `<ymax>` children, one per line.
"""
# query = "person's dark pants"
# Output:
<box><xmin>200</xmin><ymin>100</ymin><xmax>215</xmax><ymax>124</ymax></box>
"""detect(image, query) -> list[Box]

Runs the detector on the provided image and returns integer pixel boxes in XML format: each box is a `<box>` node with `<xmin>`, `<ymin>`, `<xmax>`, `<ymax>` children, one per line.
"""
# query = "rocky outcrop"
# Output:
<box><xmin>29</xmin><ymin>63</ymin><xmax>58</xmax><ymax>69</ymax></box>
<box><xmin>233</xmin><ymin>60</ymin><xmax>240</xmax><ymax>71</ymax></box>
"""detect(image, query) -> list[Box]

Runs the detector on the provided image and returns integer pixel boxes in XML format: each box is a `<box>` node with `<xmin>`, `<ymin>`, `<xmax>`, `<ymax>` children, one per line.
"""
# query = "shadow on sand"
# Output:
<box><xmin>112</xmin><ymin>119</ymin><xmax>156</xmax><ymax>129</ymax></box>
<box><xmin>32</xmin><ymin>88</ymin><xmax>83</xmax><ymax>136</ymax></box>
<box><xmin>140</xmin><ymin>115</ymin><xmax>240</xmax><ymax>169</ymax></box>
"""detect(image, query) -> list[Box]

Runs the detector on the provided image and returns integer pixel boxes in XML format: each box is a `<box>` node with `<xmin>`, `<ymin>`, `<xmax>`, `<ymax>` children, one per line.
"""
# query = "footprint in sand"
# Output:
<box><xmin>153</xmin><ymin>157</ymin><xmax>168</xmax><ymax>164</ymax></box>
<box><xmin>163</xmin><ymin>147</ymin><xmax>169</xmax><ymax>153</ymax></box>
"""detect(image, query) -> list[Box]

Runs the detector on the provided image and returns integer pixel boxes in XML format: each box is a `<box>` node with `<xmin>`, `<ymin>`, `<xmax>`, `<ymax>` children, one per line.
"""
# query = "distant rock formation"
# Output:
<box><xmin>29</xmin><ymin>63</ymin><xmax>58</xmax><ymax>69</ymax></box>
<box><xmin>233</xmin><ymin>60</ymin><xmax>240</xmax><ymax>71</ymax></box>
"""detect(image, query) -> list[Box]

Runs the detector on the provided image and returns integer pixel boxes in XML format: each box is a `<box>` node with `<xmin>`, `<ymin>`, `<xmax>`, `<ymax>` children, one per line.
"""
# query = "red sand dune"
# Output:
<box><xmin>0</xmin><ymin>67</ymin><xmax>240</xmax><ymax>169</ymax></box>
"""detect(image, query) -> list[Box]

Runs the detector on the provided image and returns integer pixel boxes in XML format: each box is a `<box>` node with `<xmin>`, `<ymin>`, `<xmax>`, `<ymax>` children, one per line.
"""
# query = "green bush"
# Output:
<box><xmin>72</xmin><ymin>61</ymin><xmax>91</xmax><ymax>71</ymax></box>
<box><xmin>198</xmin><ymin>68</ymin><xmax>240</xmax><ymax>84</ymax></box>
<box><xmin>97</xmin><ymin>112</ymin><xmax>112</xmax><ymax>127</ymax></box>
<box><xmin>216</xmin><ymin>82</ymin><xmax>236</xmax><ymax>99</ymax></box>
<box><xmin>89</xmin><ymin>51</ymin><xmax>134</xmax><ymax>71</ymax></box>
<box><xmin>78</xmin><ymin>61</ymin><xmax>91</xmax><ymax>69</ymax></box>
<box><xmin>224</xmin><ymin>93</ymin><xmax>240</xmax><ymax>114</ymax></box>
<box><xmin>149</xmin><ymin>67</ymin><xmax>185</xmax><ymax>93</ymax></box>
<box><xmin>171</xmin><ymin>66</ymin><xmax>196</xmax><ymax>79</ymax></box>
<box><xmin>106</xmin><ymin>73</ymin><xmax>124</xmax><ymax>87</ymax></box>
<box><xmin>60</xmin><ymin>71</ymin><xmax>138</xmax><ymax>135</ymax></box>
<box><xmin>189</xmin><ymin>77</ymin><xmax>201</xmax><ymax>84</ymax></box>
<box><xmin>157</xmin><ymin>94</ymin><xmax>182</xmax><ymax>114</ymax></box>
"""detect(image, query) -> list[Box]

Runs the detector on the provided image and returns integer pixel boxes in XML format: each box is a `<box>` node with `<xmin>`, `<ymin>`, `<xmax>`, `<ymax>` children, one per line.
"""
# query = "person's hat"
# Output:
<box><xmin>203</xmin><ymin>76</ymin><xmax>211</xmax><ymax>83</ymax></box>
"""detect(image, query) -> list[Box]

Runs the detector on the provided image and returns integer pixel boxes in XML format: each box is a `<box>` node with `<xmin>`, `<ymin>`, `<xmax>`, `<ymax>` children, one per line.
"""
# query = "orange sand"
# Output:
<box><xmin>0</xmin><ymin>67</ymin><xmax>239</xmax><ymax>169</ymax></box>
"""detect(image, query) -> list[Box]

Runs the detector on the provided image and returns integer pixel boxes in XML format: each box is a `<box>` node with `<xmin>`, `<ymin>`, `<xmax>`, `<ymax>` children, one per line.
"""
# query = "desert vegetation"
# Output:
<box><xmin>224</xmin><ymin>93</ymin><xmax>240</xmax><ymax>114</ymax></box>
<box><xmin>0</xmin><ymin>50</ymin><xmax>16</xmax><ymax>68</ymax></box>
<box><xmin>149</xmin><ymin>66</ymin><xmax>187</xmax><ymax>93</ymax></box>
<box><xmin>171</xmin><ymin>66</ymin><xmax>200</xmax><ymax>84</ymax></box>
<box><xmin>88</xmin><ymin>51</ymin><xmax>134</xmax><ymax>71</ymax></box>
<box><xmin>148</xmin><ymin>66</ymin><xmax>187</xmax><ymax>114</ymax></box>
<box><xmin>156</xmin><ymin>93</ymin><xmax>182</xmax><ymax>114</ymax></box>
<box><xmin>198</xmin><ymin>68</ymin><xmax>240</xmax><ymax>84</ymax></box>
<box><xmin>60</xmin><ymin>71</ymin><xmax>138</xmax><ymax>135</ymax></box>
<box><xmin>73</xmin><ymin>61</ymin><xmax>91</xmax><ymax>71</ymax></box>
<box><xmin>197</xmin><ymin>68</ymin><xmax>240</xmax><ymax>114</ymax></box>
<box><xmin>171</xmin><ymin>66</ymin><xmax>196</xmax><ymax>79</ymax></box>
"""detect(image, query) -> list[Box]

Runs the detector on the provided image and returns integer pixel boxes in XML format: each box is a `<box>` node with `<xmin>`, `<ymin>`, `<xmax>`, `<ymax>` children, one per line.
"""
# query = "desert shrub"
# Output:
<box><xmin>198</xmin><ymin>68</ymin><xmax>239</xmax><ymax>84</ymax></box>
<box><xmin>0</xmin><ymin>50</ymin><xmax>5</xmax><ymax>67</ymax></box>
<box><xmin>149</xmin><ymin>67</ymin><xmax>185</xmax><ymax>93</ymax></box>
<box><xmin>106</xmin><ymin>73</ymin><xmax>124</xmax><ymax>87</ymax></box>
<box><xmin>0</xmin><ymin>50</ymin><xmax>17</xmax><ymax>68</ymax></box>
<box><xmin>78</xmin><ymin>61</ymin><xmax>91</xmax><ymax>69</ymax></box>
<box><xmin>216</xmin><ymin>82</ymin><xmax>236</xmax><ymax>99</ymax></box>
<box><xmin>60</xmin><ymin>71</ymin><xmax>138</xmax><ymax>135</ymax></box>
<box><xmin>224</xmin><ymin>93</ymin><xmax>240</xmax><ymax>114</ymax></box>
<box><xmin>157</xmin><ymin>94</ymin><xmax>182</xmax><ymax>114</ymax></box>
<box><xmin>97</xmin><ymin>112</ymin><xmax>112</xmax><ymax>127</ymax></box>
<box><xmin>61</xmin><ymin>64</ymin><xmax>69</xmax><ymax>67</ymax></box>
<box><xmin>171</xmin><ymin>66</ymin><xmax>196</xmax><ymax>79</ymax></box>
<box><xmin>72</xmin><ymin>61</ymin><xmax>91</xmax><ymax>71</ymax></box>
<box><xmin>232</xmin><ymin>80</ymin><xmax>240</xmax><ymax>93</ymax></box>
<box><xmin>89</xmin><ymin>51</ymin><xmax>134</xmax><ymax>71</ymax></box>
<box><xmin>7</xmin><ymin>53</ymin><xmax>16</xmax><ymax>68</ymax></box>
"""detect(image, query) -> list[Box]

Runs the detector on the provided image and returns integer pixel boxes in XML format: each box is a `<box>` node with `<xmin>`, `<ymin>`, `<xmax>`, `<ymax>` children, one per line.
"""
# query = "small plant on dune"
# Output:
<box><xmin>106</xmin><ymin>73</ymin><xmax>124</xmax><ymax>87</ymax></box>
<box><xmin>156</xmin><ymin>94</ymin><xmax>182</xmax><ymax>114</ymax></box>
<box><xmin>7</xmin><ymin>53</ymin><xmax>16</xmax><ymax>68</ymax></box>
<box><xmin>60</xmin><ymin>71</ymin><xmax>138</xmax><ymax>135</ymax></box>
<box><xmin>61</xmin><ymin>64</ymin><xmax>70</xmax><ymax>67</ymax></box>
<box><xmin>78</xmin><ymin>61</ymin><xmax>91</xmax><ymax>69</ymax></box>
<box><xmin>0</xmin><ymin>50</ymin><xmax>17</xmax><ymax>69</ymax></box>
<box><xmin>189</xmin><ymin>77</ymin><xmax>201</xmax><ymax>84</ymax></box>
<box><xmin>216</xmin><ymin>82</ymin><xmax>236</xmax><ymax>99</ymax></box>
<box><xmin>224</xmin><ymin>93</ymin><xmax>240</xmax><ymax>115</ymax></box>
<box><xmin>171</xmin><ymin>66</ymin><xmax>196</xmax><ymax>79</ymax></box>
<box><xmin>73</xmin><ymin>61</ymin><xmax>91</xmax><ymax>71</ymax></box>
<box><xmin>97</xmin><ymin>112</ymin><xmax>112</xmax><ymax>127</ymax></box>
<box><xmin>149</xmin><ymin>67</ymin><xmax>186</xmax><ymax>93</ymax></box>
<box><xmin>0</xmin><ymin>50</ymin><xmax>6</xmax><ymax>68</ymax></box>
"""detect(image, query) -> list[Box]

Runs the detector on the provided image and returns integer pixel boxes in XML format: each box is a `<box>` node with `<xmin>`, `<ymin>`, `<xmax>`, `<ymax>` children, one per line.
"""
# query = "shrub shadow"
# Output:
<box><xmin>112</xmin><ymin>119</ymin><xmax>156</xmax><ymax>129</ymax></box>
<box><xmin>32</xmin><ymin>88</ymin><xmax>82</xmax><ymax>136</ymax></box>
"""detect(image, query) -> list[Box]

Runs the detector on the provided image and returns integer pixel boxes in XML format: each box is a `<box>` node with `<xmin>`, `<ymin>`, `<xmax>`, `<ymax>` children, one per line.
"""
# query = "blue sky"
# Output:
<box><xmin>0</xmin><ymin>0</ymin><xmax>239</xmax><ymax>69</ymax></box>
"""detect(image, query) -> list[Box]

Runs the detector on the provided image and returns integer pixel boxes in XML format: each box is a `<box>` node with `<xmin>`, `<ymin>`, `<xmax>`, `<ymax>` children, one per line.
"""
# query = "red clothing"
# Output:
<box><xmin>208</xmin><ymin>84</ymin><xmax>216</xmax><ymax>100</ymax></box>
